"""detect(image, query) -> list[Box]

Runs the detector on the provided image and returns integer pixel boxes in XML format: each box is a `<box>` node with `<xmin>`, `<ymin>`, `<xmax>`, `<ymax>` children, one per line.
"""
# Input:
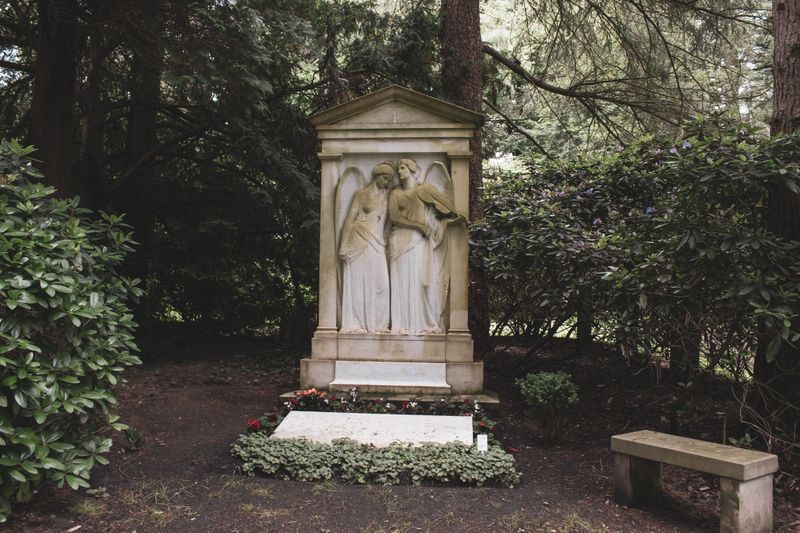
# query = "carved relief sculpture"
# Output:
<box><xmin>388</xmin><ymin>158</ymin><xmax>466</xmax><ymax>334</ymax></box>
<box><xmin>337</xmin><ymin>162</ymin><xmax>393</xmax><ymax>333</ymax></box>
<box><xmin>304</xmin><ymin>85</ymin><xmax>484</xmax><ymax>394</ymax></box>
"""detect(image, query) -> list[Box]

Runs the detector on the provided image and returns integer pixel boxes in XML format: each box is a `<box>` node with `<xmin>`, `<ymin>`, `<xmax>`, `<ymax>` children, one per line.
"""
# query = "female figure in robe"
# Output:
<box><xmin>339</xmin><ymin>162</ymin><xmax>393</xmax><ymax>333</ymax></box>
<box><xmin>388</xmin><ymin>159</ymin><xmax>465</xmax><ymax>334</ymax></box>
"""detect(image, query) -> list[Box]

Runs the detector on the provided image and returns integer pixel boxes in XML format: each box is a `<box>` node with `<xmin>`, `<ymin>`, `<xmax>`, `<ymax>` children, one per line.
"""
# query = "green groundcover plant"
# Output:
<box><xmin>232</xmin><ymin>435</ymin><xmax>520</xmax><ymax>487</ymax></box>
<box><xmin>234</xmin><ymin>388</ymin><xmax>518</xmax><ymax>487</ymax></box>
<box><xmin>0</xmin><ymin>140</ymin><xmax>141</xmax><ymax>522</ymax></box>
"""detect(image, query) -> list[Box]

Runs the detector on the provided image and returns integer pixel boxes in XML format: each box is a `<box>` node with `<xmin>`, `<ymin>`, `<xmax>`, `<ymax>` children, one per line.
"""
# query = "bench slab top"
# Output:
<box><xmin>611</xmin><ymin>430</ymin><xmax>778</xmax><ymax>481</ymax></box>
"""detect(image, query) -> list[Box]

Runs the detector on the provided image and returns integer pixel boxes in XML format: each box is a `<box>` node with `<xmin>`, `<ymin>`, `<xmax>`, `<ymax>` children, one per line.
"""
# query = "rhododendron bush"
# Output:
<box><xmin>0</xmin><ymin>141</ymin><xmax>141</xmax><ymax>522</ymax></box>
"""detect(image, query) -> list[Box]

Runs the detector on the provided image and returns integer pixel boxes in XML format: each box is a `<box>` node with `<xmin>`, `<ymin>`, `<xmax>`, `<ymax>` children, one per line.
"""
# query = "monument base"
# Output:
<box><xmin>303</xmin><ymin>327</ymin><xmax>482</xmax><ymax>395</ymax></box>
<box><xmin>311</xmin><ymin>330</ymin><xmax>474</xmax><ymax>363</ymax></box>
<box><xmin>299</xmin><ymin>357</ymin><xmax>484</xmax><ymax>395</ymax></box>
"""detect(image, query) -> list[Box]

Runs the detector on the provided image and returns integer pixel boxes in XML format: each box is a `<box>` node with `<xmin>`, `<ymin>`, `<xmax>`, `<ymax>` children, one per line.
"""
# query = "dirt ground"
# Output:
<box><xmin>5</xmin><ymin>331</ymin><xmax>800</xmax><ymax>533</ymax></box>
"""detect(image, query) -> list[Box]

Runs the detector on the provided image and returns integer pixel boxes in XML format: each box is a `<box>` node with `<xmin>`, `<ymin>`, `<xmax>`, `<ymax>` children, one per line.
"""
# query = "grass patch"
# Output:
<box><xmin>116</xmin><ymin>480</ymin><xmax>200</xmax><ymax>529</ymax></box>
<box><xmin>541</xmin><ymin>511</ymin><xmax>611</xmax><ymax>533</ymax></box>
<box><xmin>248</xmin><ymin>484</ymin><xmax>275</xmax><ymax>499</ymax></box>
<box><xmin>239</xmin><ymin>503</ymin><xmax>288</xmax><ymax>520</ymax></box>
<box><xmin>70</xmin><ymin>500</ymin><xmax>108</xmax><ymax>517</ymax></box>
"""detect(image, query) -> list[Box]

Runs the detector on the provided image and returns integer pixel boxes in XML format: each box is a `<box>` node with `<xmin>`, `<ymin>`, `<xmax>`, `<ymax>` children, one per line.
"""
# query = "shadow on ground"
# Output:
<box><xmin>8</xmin><ymin>330</ymin><xmax>799</xmax><ymax>532</ymax></box>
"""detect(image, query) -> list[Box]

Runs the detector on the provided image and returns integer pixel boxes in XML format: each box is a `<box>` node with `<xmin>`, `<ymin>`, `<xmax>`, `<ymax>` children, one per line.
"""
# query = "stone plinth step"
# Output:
<box><xmin>271</xmin><ymin>411</ymin><xmax>473</xmax><ymax>447</ymax></box>
<box><xmin>328</xmin><ymin>361</ymin><xmax>451</xmax><ymax>394</ymax></box>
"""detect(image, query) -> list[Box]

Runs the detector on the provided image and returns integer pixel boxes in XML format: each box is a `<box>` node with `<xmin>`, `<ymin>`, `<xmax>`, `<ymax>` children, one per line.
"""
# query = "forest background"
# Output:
<box><xmin>1</xmin><ymin>0</ymin><xmax>799</xmax><ymax>490</ymax></box>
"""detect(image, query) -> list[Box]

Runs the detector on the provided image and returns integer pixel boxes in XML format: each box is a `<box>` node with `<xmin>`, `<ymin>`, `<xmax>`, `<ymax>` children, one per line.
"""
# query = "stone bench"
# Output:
<box><xmin>611</xmin><ymin>430</ymin><xmax>778</xmax><ymax>533</ymax></box>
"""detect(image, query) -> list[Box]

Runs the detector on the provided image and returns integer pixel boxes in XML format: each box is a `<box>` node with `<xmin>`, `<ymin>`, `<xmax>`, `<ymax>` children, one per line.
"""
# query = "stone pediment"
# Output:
<box><xmin>309</xmin><ymin>85</ymin><xmax>483</xmax><ymax>129</ymax></box>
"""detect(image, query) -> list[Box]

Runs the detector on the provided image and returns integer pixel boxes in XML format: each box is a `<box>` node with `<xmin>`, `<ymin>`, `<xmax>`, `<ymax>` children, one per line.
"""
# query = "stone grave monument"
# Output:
<box><xmin>300</xmin><ymin>85</ymin><xmax>485</xmax><ymax>396</ymax></box>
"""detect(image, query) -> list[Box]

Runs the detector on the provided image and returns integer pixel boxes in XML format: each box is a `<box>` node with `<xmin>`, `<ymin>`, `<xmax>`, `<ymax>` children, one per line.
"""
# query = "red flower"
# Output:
<box><xmin>247</xmin><ymin>418</ymin><xmax>261</xmax><ymax>430</ymax></box>
<box><xmin>479</xmin><ymin>421</ymin><xmax>486</xmax><ymax>427</ymax></box>
<box><xmin>507</xmin><ymin>446</ymin><xmax>518</xmax><ymax>454</ymax></box>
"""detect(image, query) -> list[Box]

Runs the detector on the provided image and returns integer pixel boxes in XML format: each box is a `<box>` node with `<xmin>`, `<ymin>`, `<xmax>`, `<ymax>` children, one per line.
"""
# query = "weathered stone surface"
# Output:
<box><xmin>445</xmin><ymin>362</ymin><xmax>484</xmax><ymax>394</ymax></box>
<box><xmin>720</xmin><ymin>475</ymin><xmax>773</xmax><ymax>533</ymax></box>
<box><xmin>299</xmin><ymin>358</ymin><xmax>334</xmax><ymax>389</ymax></box>
<box><xmin>271</xmin><ymin>411</ymin><xmax>473</xmax><ymax>447</ymax></box>
<box><xmin>329</xmin><ymin>361</ymin><xmax>451</xmax><ymax>394</ymax></box>
<box><xmin>611</xmin><ymin>430</ymin><xmax>778</xmax><ymax>533</ymax></box>
<box><xmin>613</xmin><ymin>453</ymin><xmax>662</xmax><ymax>507</ymax></box>
<box><xmin>611</xmin><ymin>430</ymin><xmax>778</xmax><ymax>481</ymax></box>
<box><xmin>336</xmin><ymin>333</ymin><xmax>446</xmax><ymax>362</ymax></box>
<box><xmin>301</xmin><ymin>85</ymin><xmax>485</xmax><ymax>396</ymax></box>
<box><xmin>309</xmin><ymin>85</ymin><xmax>482</xmax><ymax>127</ymax></box>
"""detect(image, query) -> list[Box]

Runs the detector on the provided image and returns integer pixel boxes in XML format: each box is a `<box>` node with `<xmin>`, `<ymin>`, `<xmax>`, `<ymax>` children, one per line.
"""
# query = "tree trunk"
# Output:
<box><xmin>668</xmin><ymin>313</ymin><xmax>701</xmax><ymax>383</ymax></box>
<box><xmin>576</xmin><ymin>288</ymin><xmax>593</xmax><ymax>349</ymax></box>
<box><xmin>441</xmin><ymin>0</ymin><xmax>489</xmax><ymax>348</ymax></box>
<box><xmin>125</xmin><ymin>1</ymin><xmax>162</xmax><ymax>178</ymax></box>
<box><xmin>78</xmin><ymin>33</ymin><xmax>112</xmax><ymax>208</ymax></box>
<box><xmin>754</xmin><ymin>0</ymin><xmax>800</xmax><ymax>428</ymax></box>
<box><xmin>28</xmin><ymin>0</ymin><xmax>81</xmax><ymax>197</ymax></box>
<box><xmin>121</xmin><ymin>0</ymin><xmax>164</xmax><ymax>322</ymax></box>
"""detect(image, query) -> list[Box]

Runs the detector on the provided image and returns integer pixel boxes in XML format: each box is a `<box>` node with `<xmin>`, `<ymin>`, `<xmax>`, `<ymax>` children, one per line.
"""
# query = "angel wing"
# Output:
<box><xmin>335</xmin><ymin>166</ymin><xmax>367</xmax><ymax>253</ymax></box>
<box><xmin>423</xmin><ymin>161</ymin><xmax>456</xmax><ymax>248</ymax></box>
<box><xmin>423</xmin><ymin>161</ymin><xmax>455</xmax><ymax>328</ymax></box>
<box><xmin>334</xmin><ymin>166</ymin><xmax>367</xmax><ymax>327</ymax></box>
<box><xmin>423</xmin><ymin>161</ymin><xmax>454</xmax><ymax>201</ymax></box>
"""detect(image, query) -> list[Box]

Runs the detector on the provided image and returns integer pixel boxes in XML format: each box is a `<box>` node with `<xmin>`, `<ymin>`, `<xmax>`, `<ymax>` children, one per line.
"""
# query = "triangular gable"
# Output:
<box><xmin>309</xmin><ymin>85</ymin><xmax>483</xmax><ymax>127</ymax></box>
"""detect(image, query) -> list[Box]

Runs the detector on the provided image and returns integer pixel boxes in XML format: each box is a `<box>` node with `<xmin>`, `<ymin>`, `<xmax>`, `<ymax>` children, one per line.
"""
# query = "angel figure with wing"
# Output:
<box><xmin>337</xmin><ymin>162</ymin><xmax>394</xmax><ymax>333</ymax></box>
<box><xmin>388</xmin><ymin>158</ymin><xmax>466</xmax><ymax>335</ymax></box>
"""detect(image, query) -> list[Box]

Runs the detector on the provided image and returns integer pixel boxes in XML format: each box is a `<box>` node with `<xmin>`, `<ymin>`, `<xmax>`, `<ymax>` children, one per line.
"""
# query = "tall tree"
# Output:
<box><xmin>118</xmin><ymin>0</ymin><xmax>165</xmax><ymax>317</ymax></box>
<box><xmin>755</xmin><ymin>0</ymin><xmax>800</xmax><ymax>427</ymax></box>
<box><xmin>28</xmin><ymin>0</ymin><xmax>81</xmax><ymax>196</ymax></box>
<box><xmin>441</xmin><ymin>0</ymin><xmax>489</xmax><ymax>345</ymax></box>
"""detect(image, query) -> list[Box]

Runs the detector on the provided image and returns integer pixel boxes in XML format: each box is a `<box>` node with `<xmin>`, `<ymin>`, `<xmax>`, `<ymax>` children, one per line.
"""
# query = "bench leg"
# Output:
<box><xmin>613</xmin><ymin>453</ymin><xmax>662</xmax><ymax>506</ymax></box>
<box><xmin>720</xmin><ymin>475</ymin><xmax>773</xmax><ymax>533</ymax></box>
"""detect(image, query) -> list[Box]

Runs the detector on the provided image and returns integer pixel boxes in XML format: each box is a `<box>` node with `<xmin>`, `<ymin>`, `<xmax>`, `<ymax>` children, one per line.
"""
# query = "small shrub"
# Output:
<box><xmin>516</xmin><ymin>372</ymin><xmax>579</xmax><ymax>440</ymax></box>
<box><xmin>0</xmin><ymin>140</ymin><xmax>141</xmax><ymax>522</ymax></box>
<box><xmin>231</xmin><ymin>435</ymin><xmax>520</xmax><ymax>487</ymax></box>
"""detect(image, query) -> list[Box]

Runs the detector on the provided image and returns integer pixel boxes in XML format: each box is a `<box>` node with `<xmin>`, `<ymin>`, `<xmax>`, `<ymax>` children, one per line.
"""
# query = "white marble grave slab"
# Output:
<box><xmin>271</xmin><ymin>411</ymin><xmax>473</xmax><ymax>447</ymax></box>
<box><xmin>329</xmin><ymin>361</ymin><xmax>449</xmax><ymax>388</ymax></box>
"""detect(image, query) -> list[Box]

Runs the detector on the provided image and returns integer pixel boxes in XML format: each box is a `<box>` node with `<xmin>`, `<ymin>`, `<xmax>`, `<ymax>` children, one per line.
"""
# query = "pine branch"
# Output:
<box><xmin>483</xmin><ymin>43</ymin><xmax>680</xmax><ymax>126</ymax></box>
